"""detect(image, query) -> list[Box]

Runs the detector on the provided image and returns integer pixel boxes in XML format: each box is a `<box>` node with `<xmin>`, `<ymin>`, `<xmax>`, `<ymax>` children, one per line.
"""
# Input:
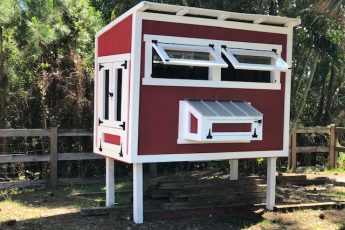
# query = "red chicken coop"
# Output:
<box><xmin>93</xmin><ymin>1</ymin><xmax>300</xmax><ymax>223</ymax></box>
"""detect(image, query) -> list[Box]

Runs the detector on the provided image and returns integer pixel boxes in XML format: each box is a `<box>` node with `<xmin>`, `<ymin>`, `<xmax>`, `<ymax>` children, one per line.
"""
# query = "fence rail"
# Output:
<box><xmin>1</xmin><ymin>125</ymin><xmax>345</xmax><ymax>189</ymax></box>
<box><xmin>289</xmin><ymin>124</ymin><xmax>345</xmax><ymax>170</ymax></box>
<box><xmin>0</xmin><ymin>127</ymin><xmax>102</xmax><ymax>188</ymax></box>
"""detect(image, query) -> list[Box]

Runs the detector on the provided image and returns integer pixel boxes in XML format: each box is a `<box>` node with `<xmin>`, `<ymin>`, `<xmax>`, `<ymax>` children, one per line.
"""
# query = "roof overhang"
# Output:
<box><xmin>138</xmin><ymin>1</ymin><xmax>300</xmax><ymax>28</ymax></box>
<box><xmin>97</xmin><ymin>1</ymin><xmax>301</xmax><ymax>37</ymax></box>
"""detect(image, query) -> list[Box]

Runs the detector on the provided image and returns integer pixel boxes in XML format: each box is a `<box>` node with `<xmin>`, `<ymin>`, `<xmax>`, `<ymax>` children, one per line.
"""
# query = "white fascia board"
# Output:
<box><xmin>140</xmin><ymin>12</ymin><xmax>290</xmax><ymax>35</ymax></box>
<box><xmin>138</xmin><ymin>1</ymin><xmax>300</xmax><ymax>28</ymax></box>
<box><xmin>132</xmin><ymin>150</ymin><xmax>287</xmax><ymax>163</ymax></box>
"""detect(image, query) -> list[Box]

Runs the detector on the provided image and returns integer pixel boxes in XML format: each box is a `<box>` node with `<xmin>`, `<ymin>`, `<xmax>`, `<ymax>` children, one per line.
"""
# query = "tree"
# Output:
<box><xmin>0</xmin><ymin>0</ymin><xmax>19</xmax><ymax>152</ymax></box>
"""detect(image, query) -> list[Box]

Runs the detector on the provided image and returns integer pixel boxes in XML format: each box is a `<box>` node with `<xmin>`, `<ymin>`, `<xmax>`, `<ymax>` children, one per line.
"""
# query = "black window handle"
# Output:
<box><xmin>108</xmin><ymin>92</ymin><xmax>113</xmax><ymax>97</ymax></box>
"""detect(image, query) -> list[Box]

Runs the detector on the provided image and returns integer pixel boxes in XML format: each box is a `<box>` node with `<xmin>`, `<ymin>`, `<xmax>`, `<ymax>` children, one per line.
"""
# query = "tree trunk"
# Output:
<box><xmin>0</xmin><ymin>26</ymin><xmax>8</xmax><ymax>153</ymax></box>
<box><xmin>317</xmin><ymin>61</ymin><xmax>331</xmax><ymax>124</ymax></box>
<box><xmin>322</xmin><ymin>64</ymin><xmax>337</xmax><ymax>122</ymax></box>
<box><xmin>290</xmin><ymin>52</ymin><xmax>320</xmax><ymax>134</ymax></box>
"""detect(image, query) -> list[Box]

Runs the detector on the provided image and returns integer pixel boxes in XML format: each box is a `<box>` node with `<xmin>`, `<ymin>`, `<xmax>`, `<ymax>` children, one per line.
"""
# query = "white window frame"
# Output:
<box><xmin>178</xmin><ymin>100</ymin><xmax>263</xmax><ymax>144</ymax></box>
<box><xmin>152</xmin><ymin>42</ymin><xmax>228</xmax><ymax>68</ymax></box>
<box><xmin>143</xmin><ymin>35</ymin><xmax>286</xmax><ymax>90</ymax></box>
<box><xmin>221</xmin><ymin>47</ymin><xmax>289</xmax><ymax>71</ymax></box>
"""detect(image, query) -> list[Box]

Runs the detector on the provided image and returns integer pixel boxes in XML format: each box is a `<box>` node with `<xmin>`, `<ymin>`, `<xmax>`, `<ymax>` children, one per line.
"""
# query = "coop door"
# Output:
<box><xmin>97</xmin><ymin>59</ymin><xmax>129</xmax><ymax>157</ymax></box>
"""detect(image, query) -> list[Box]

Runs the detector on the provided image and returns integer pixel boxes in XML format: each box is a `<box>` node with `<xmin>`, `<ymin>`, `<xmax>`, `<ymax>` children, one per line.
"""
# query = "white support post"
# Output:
<box><xmin>133</xmin><ymin>163</ymin><xmax>143</xmax><ymax>224</ymax></box>
<box><xmin>266</xmin><ymin>157</ymin><xmax>277</xmax><ymax>210</ymax></box>
<box><xmin>106</xmin><ymin>157</ymin><xmax>115</xmax><ymax>206</ymax></box>
<box><xmin>229</xmin><ymin>159</ymin><xmax>238</xmax><ymax>180</ymax></box>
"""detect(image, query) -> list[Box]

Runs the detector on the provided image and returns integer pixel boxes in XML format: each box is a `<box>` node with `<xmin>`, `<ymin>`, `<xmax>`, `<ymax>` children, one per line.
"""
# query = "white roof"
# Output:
<box><xmin>97</xmin><ymin>1</ymin><xmax>300</xmax><ymax>37</ymax></box>
<box><xmin>187</xmin><ymin>100</ymin><xmax>263</xmax><ymax>117</ymax></box>
<box><xmin>138</xmin><ymin>1</ymin><xmax>300</xmax><ymax>28</ymax></box>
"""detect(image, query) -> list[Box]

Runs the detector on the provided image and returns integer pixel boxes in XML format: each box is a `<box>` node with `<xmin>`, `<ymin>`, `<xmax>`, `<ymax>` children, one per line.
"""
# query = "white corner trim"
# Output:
<box><xmin>128</xmin><ymin>12</ymin><xmax>143</xmax><ymax>163</ymax></box>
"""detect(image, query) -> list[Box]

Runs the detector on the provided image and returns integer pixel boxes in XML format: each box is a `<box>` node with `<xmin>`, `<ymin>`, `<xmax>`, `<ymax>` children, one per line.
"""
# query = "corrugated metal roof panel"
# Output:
<box><xmin>187</xmin><ymin>100</ymin><xmax>262</xmax><ymax>117</ymax></box>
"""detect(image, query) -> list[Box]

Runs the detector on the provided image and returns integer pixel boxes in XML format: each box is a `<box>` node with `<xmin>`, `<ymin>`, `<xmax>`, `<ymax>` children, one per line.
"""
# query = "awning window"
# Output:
<box><xmin>179</xmin><ymin>100</ymin><xmax>263</xmax><ymax>143</ymax></box>
<box><xmin>152</xmin><ymin>42</ymin><xmax>228</xmax><ymax>68</ymax></box>
<box><xmin>221</xmin><ymin>47</ymin><xmax>289</xmax><ymax>71</ymax></box>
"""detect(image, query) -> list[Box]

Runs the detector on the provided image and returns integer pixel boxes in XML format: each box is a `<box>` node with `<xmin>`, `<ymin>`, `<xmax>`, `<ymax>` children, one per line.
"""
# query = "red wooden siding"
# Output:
<box><xmin>138</xmin><ymin>20</ymin><xmax>287</xmax><ymax>155</ymax></box>
<box><xmin>190</xmin><ymin>113</ymin><xmax>198</xmax><ymax>134</ymax></box>
<box><xmin>104</xmin><ymin>133</ymin><xmax>121</xmax><ymax>145</ymax></box>
<box><xmin>212</xmin><ymin>123</ymin><xmax>252</xmax><ymax>133</ymax></box>
<box><xmin>98</xmin><ymin>16</ymin><xmax>132</xmax><ymax>57</ymax></box>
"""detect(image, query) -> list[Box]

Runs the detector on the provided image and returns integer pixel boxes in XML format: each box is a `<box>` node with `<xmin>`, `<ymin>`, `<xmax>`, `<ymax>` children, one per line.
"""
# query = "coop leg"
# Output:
<box><xmin>229</xmin><ymin>159</ymin><xmax>238</xmax><ymax>180</ymax></box>
<box><xmin>266</xmin><ymin>157</ymin><xmax>277</xmax><ymax>210</ymax></box>
<box><xmin>133</xmin><ymin>163</ymin><xmax>143</xmax><ymax>224</ymax></box>
<box><xmin>106</xmin><ymin>157</ymin><xmax>115</xmax><ymax>206</ymax></box>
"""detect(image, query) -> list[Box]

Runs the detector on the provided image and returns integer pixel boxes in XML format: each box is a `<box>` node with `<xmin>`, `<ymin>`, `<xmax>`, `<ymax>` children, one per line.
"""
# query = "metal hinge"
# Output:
<box><xmin>206</xmin><ymin>129</ymin><xmax>213</xmax><ymax>139</ymax></box>
<box><xmin>99</xmin><ymin>139</ymin><xmax>102</xmax><ymax>151</ymax></box>
<box><xmin>252</xmin><ymin>128</ymin><xmax>258</xmax><ymax>138</ymax></box>
<box><xmin>119</xmin><ymin>122</ymin><xmax>125</xmax><ymax>131</ymax></box>
<box><xmin>119</xmin><ymin>144</ymin><xmax>123</xmax><ymax>157</ymax></box>
<box><xmin>98</xmin><ymin>118</ymin><xmax>103</xmax><ymax>126</ymax></box>
<box><xmin>121</xmin><ymin>60</ymin><xmax>127</xmax><ymax>69</ymax></box>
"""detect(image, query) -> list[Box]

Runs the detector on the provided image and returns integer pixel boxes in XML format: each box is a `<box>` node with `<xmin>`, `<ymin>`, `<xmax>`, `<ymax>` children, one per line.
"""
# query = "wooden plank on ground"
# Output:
<box><xmin>58</xmin><ymin>152</ymin><xmax>103</xmax><ymax>161</ymax></box>
<box><xmin>0</xmin><ymin>180</ymin><xmax>46</xmax><ymax>189</ymax></box>
<box><xmin>0</xmin><ymin>154</ymin><xmax>50</xmax><ymax>163</ymax></box>
<box><xmin>157</xmin><ymin>179</ymin><xmax>265</xmax><ymax>190</ymax></box>
<box><xmin>274</xmin><ymin>202</ymin><xmax>345</xmax><ymax>212</ymax></box>
<box><xmin>162</xmin><ymin>196</ymin><xmax>266</xmax><ymax>210</ymax></box>
<box><xmin>0</xmin><ymin>129</ymin><xmax>50</xmax><ymax>137</ymax></box>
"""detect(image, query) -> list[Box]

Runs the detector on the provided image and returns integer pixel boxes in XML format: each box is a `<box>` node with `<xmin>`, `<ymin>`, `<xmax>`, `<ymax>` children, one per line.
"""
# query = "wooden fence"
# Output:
<box><xmin>1</xmin><ymin>125</ymin><xmax>344</xmax><ymax>189</ymax></box>
<box><xmin>289</xmin><ymin>124</ymin><xmax>345</xmax><ymax>170</ymax></box>
<box><xmin>0</xmin><ymin>128</ymin><xmax>103</xmax><ymax>188</ymax></box>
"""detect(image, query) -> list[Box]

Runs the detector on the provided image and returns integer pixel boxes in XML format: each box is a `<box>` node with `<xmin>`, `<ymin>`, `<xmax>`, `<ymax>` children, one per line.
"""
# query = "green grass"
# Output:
<box><xmin>1</xmin><ymin>179</ymin><xmax>345</xmax><ymax>229</ymax></box>
<box><xmin>323</xmin><ymin>167</ymin><xmax>345</xmax><ymax>174</ymax></box>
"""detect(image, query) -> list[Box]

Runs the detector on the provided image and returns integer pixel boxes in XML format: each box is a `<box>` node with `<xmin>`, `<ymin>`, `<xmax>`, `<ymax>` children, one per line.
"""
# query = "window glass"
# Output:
<box><xmin>234</xmin><ymin>55</ymin><xmax>272</xmax><ymax>65</ymax></box>
<box><xmin>221</xmin><ymin>54</ymin><xmax>271</xmax><ymax>83</ymax></box>
<box><xmin>116</xmin><ymin>69</ymin><xmax>122</xmax><ymax>121</ymax></box>
<box><xmin>222</xmin><ymin>47</ymin><xmax>289</xmax><ymax>71</ymax></box>
<box><xmin>104</xmin><ymin>69</ymin><xmax>109</xmax><ymax>120</ymax></box>
<box><xmin>152</xmin><ymin>42</ymin><xmax>228</xmax><ymax>68</ymax></box>
<box><xmin>165</xmin><ymin>50</ymin><xmax>209</xmax><ymax>61</ymax></box>
<box><xmin>152</xmin><ymin>49</ymin><xmax>209</xmax><ymax>80</ymax></box>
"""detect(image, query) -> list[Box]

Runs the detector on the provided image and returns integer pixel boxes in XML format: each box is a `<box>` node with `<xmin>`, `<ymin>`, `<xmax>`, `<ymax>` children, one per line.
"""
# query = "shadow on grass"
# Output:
<box><xmin>0</xmin><ymin>212</ymin><xmax>129</xmax><ymax>230</ymax></box>
<box><xmin>0</xmin><ymin>184</ymin><xmax>107</xmax><ymax>210</ymax></box>
<box><xmin>0</xmin><ymin>207</ymin><xmax>266</xmax><ymax>230</ymax></box>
